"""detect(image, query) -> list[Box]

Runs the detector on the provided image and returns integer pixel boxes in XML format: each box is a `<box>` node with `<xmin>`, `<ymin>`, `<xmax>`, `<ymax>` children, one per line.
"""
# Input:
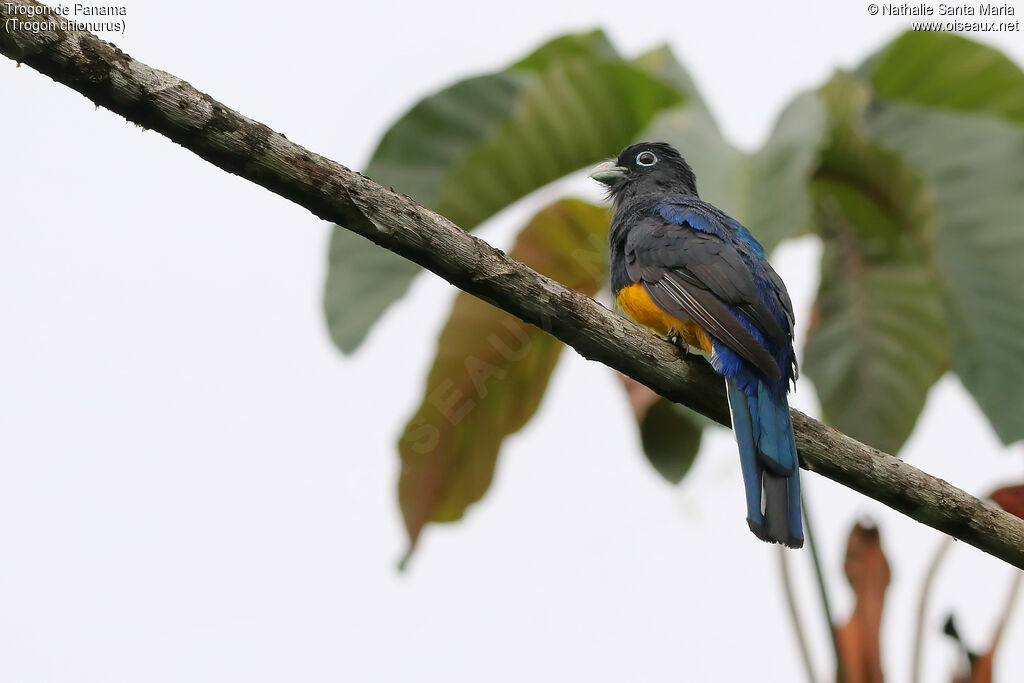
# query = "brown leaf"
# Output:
<box><xmin>835</xmin><ymin>522</ymin><xmax>891</xmax><ymax>683</ymax></box>
<box><xmin>396</xmin><ymin>199</ymin><xmax>609</xmax><ymax>564</ymax></box>
<box><xmin>990</xmin><ymin>484</ymin><xmax>1024</xmax><ymax>520</ymax></box>
<box><xmin>966</xmin><ymin>652</ymin><xmax>994</xmax><ymax>683</ymax></box>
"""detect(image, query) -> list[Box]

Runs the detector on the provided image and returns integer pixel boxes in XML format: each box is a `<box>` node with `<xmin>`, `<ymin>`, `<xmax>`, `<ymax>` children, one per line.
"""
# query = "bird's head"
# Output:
<box><xmin>588</xmin><ymin>142</ymin><xmax>698</xmax><ymax>204</ymax></box>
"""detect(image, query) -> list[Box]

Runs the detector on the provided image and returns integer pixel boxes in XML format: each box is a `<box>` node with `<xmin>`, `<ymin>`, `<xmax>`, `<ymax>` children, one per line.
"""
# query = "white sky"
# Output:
<box><xmin>2</xmin><ymin>1</ymin><xmax>1023</xmax><ymax>681</ymax></box>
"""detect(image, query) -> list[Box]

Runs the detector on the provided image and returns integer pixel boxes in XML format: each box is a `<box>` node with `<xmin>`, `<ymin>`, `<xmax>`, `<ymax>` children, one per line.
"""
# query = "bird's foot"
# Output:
<box><xmin>666</xmin><ymin>334</ymin><xmax>692</xmax><ymax>354</ymax></box>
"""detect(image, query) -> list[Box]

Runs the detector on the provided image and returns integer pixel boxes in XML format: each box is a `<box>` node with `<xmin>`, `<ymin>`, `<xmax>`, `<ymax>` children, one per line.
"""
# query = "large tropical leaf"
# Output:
<box><xmin>803</xmin><ymin>77</ymin><xmax>949</xmax><ymax>455</ymax></box>
<box><xmin>855</xmin><ymin>32</ymin><xmax>1024</xmax><ymax>444</ymax></box>
<box><xmin>743</xmin><ymin>92</ymin><xmax>828</xmax><ymax>251</ymax></box>
<box><xmin>325</xmin><ymin>31</ymin><xmax>686</xmax><ymax>353</ymax></box>
<box><xmin>860</xmin><ymin>31</ymin><xmax>1024</xmax><ymax>124</ymax></box>
<box><xmin>864</xmin><ymin>102</ymin><xmax>1024</xmax><ymax>444</ymax></box>
<box><xmin>397</xmin><ymin>199</ymin><xmax>609</xmax><ymax>561</ymax></box>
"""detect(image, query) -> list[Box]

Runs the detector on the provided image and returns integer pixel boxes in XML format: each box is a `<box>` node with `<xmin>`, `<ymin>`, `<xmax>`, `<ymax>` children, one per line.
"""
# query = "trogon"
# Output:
<box><xmin>590</xmin><ymin>142</ymin><xmax>803</xmax><ymax>548</ymax></box>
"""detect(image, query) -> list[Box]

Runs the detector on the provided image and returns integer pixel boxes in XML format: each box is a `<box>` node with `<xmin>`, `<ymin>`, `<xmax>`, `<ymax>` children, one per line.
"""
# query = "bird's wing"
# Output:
<box><xmin>624</xmin><ymin>216</ymin><xmax>782</xmax><ymax>380</ymax></box>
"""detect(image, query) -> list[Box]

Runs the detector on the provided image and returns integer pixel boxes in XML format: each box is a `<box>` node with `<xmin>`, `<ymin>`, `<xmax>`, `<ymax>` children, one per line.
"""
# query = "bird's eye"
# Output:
<box><xmin>636</xmin><ymin>151</ymin><xmax>658</xmax><ymax>167</ymax></box>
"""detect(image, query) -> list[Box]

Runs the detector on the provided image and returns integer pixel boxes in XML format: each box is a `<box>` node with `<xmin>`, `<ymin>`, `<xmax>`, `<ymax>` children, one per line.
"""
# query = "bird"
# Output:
<box><xmin>590</xmin><ymin>142</ymin><xmax>803</xmax><ymax>548</ymax></box>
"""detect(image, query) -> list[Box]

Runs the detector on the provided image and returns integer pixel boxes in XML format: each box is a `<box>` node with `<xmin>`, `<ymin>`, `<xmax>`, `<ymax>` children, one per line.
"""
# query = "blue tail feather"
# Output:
<box><xmin>727</xmin><ymin>380</ymin><xmax>765</xmax><ymax>532</ymax></box>
<box><xmin>726</xmin><ymin>377</ymin><xmax>803</xmax><ymax>548</ymax></box>
<box><xmin>756</xmin><ymin>379</ymin><xmax>797</xmax><ymax>474</ymax></box>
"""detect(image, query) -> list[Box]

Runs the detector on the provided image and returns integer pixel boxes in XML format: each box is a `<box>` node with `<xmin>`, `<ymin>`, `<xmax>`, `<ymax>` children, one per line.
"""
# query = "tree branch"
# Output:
<box><xmin>4</xmin><ymin>0</ymin><xmax>1024</xmax><ymax>568</ymax></box>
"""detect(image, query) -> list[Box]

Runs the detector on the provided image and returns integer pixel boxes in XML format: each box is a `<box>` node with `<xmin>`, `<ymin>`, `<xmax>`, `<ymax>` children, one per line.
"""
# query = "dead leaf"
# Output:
<box><xmin>990</xmin><ymin>484</ymin><xmax>1024</xmax><ymax>520</ymax></box>
<box><xmin>396</xmin><ymin>199</ymin><xmax>609</xmax><ymax>565</ymax></box>
<box><xmin>835</xmin><ymin>522</ymin><xmax>890</xmax><ymax>683</ymax></box>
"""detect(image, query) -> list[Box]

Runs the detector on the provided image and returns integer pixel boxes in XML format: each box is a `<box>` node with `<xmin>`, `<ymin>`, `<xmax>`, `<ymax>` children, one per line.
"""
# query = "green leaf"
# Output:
<box><xmin>744</xmin><ymin>92</ymin><xmax>828</xmax><ymax>252</ymax></box>
<box><xmin>860</xmin><ymin>31</ymin><xmax>1024</xmax><ymax>125</ymax></box>
<box><xmin>324</xmin><ymin>232</ymin><xmax>422</xmax><ymax>353</ymax></box>
<box><xmin>641</xmin><ymin>400</ymin><xmax>704</xmax><ymax>484</ymax></box>
<box><xmin>630</xmin><ymin>44</ymin><xmax>713</xmax><ymax>112</ymax></box>
<box><xmin>803</xmin><ymin>76</ymin><xmax>949</xmax><ymax>455</ymax></box>
<box><xmin>620</xmin><ymin>375</ymin><xmax>704</xmax><ymax>484</ymax></box>
<box><xmin>807</xmin><ymin>31</ymin><xmax>1024</xmax><ymax>449</ymax></box>
<box><xmin>864</xmin><ymin>102</ymin><xmax>1024</xmax><ymax>444</ymax></box>
<box><xmin>324</xmin><ymin>31</ymin><xmax>685</xmax><ymax>354</ymax></box>
<box><xmin>397</xmin><ymin>199</ymin><xmax>609</xmax><ymax>561</ymax></box>
<box><xmin>637</xmin><ymin>50</ymin><xmax>826</xmax><ymax>253</ymax></box>
<box><xmin>854</xmin><ymin>31</ymin><xmax>1024</xmax><ymax>444</ymax></box>
<box><xmin>511</xmin><ymin>29</ymin><xmax>619</xmax><ymax>71</ymax></box>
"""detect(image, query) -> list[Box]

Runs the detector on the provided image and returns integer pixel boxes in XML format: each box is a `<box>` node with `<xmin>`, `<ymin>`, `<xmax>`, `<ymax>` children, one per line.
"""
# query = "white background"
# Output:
<box><xmin>2</xmin><ymin>1</ymin><xmax>1023</xmax><ymax>681</ymax></box>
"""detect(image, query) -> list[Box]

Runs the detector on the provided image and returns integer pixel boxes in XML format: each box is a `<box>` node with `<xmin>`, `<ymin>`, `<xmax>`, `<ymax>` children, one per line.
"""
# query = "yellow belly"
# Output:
<box><xmin>616</xmin><ymin>282</ymin><xmax>713</xmax><ymax>354</ymax></box>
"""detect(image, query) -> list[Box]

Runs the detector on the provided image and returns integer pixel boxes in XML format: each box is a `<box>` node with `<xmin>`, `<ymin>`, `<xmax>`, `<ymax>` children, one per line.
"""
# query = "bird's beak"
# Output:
<box><xmin>588</xmin><ymin>160</ymin><xmax>628</xmax><ymax>185</ymax></box>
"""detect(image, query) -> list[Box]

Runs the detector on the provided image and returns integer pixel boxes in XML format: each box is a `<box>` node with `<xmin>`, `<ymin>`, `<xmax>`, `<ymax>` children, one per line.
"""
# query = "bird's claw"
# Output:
<box><xmin>666</xmin><ymin>334</ymin><xmax>692</xmax><ymax>354</ymax></box>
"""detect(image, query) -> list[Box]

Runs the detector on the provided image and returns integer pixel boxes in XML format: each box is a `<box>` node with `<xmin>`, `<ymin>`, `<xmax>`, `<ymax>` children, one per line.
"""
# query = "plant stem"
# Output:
<box><xmin>990</xmin><ymin>568</ymin><xmax>1023</xmax><ymax>651</ymax></box>
<box><xmin>912</xmin><ymin>537</ymin><xmax>951</xmax><ymax>683</ymax></box>
<box><xmin>802</xmin><ymin>494</ymin><xmax>845</xmax><ymax>683</ymax></box>
<box><xmin>779</xmin><ymin>547</ymin><xmax>817</xmax><ymax>683</ymax></box>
